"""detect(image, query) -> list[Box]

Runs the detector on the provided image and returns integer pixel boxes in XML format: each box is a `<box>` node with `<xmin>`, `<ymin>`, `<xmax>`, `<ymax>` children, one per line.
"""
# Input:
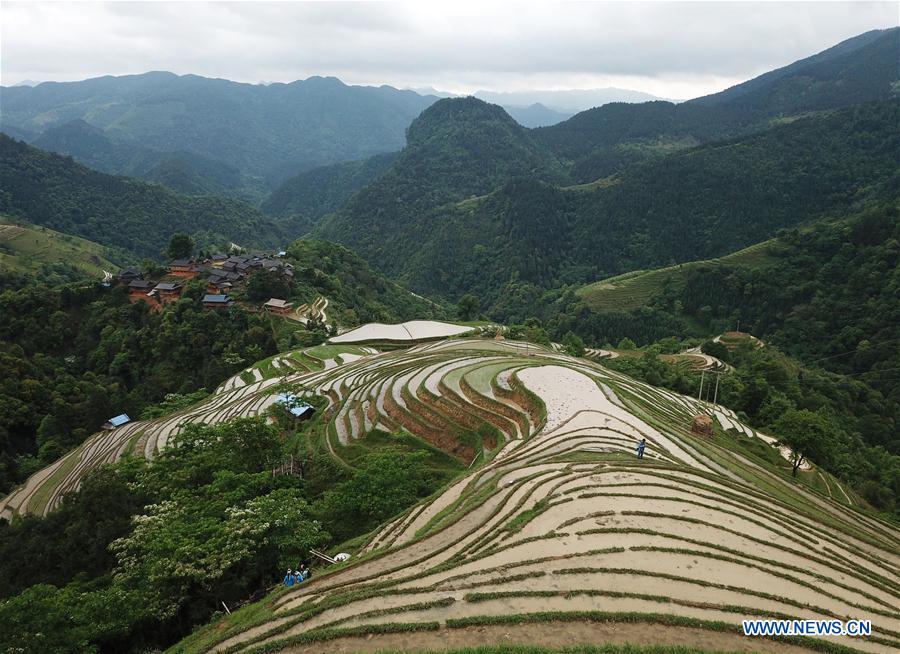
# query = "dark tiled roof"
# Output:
<box><xmin>202</xmin><ymin>294</ymin><xmax>232</xmax><ymax>304</ymax></box>
<box><xmin>154</xmin><ymin>282</ymin><xmax>181</xmax><ymax>291</ymax></box>
<box><xmin>129</xmin><ymin>280</ymin><xmax>152</xmax><ymax>289</ymax></box>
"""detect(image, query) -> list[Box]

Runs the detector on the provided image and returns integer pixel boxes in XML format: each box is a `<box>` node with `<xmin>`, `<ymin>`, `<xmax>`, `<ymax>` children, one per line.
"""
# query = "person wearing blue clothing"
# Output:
<box><xmin>283</xmin><ymin>569</ymin><xmax>295</xmax><ymax>587</ymax></box>
<box><xmin>636</xmin><ymin>438</ymin><xmax>646</xmax><ymax>459</ymax></box>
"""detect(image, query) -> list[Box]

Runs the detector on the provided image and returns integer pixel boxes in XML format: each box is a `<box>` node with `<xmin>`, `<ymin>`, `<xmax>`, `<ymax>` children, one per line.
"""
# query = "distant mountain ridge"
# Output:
<box><xmin>475</xmin><ymin>87</ymin><xmax>669</xmax><ymax>112</ymax></box>
<box><xmin>30</xmin><ymin>119</ymin><xmax>253</xmax><ymax>201</ymax></box>
<box><xmin>314</xmin><ymin>28</ymin><xmax>900</xmax><ymax>314</ymax></box>
<box><xmin>0</xmin><ymin>134</ymin><xmax>283</xmax><ymax>259</ymax></box>
<box><xmin>1</xmin><ymin>72</ymin><xmax>438</xmax><ymax>190</ymax></box>
<box><xmin>536</xmin><ymin>27</ymin><xmax>900</xmax><ymax>181</ymax></box>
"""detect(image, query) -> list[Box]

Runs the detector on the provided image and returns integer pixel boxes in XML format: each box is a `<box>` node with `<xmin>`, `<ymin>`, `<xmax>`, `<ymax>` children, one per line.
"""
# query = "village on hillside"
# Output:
<box><xmin>116</xmin><ymin>251</ymin><xmax>298</xmax><ymax>315</ymax></box>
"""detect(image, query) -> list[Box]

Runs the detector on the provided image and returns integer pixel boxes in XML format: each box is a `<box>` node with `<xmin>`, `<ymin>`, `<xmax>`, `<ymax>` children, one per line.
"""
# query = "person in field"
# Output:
<box><xmin>636</xmin><ymin>438</ymin><xmax>646</xmax><ymax>459</ymax></box>
<box><xmin>283</xmin><ymin>569</ymin><xmax>295</xmax><ymax>587</ymax></box>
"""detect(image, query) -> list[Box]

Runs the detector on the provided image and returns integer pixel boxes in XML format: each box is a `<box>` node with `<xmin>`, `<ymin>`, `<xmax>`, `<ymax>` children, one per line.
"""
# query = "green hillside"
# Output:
<box><xmin>1</xmin><ymin>72</ymin><xmax>437</xmax><ymax>186</ymax></box>
<box><xmin>318</xmin><ymin>100</ymin><xmax>898</xmax><ymax>315</ymax></box>
<box><xmin>540</xmin><ymin>203</ymin><xmax>900</xmax><ymax>459</ymax></box>
<box><xmin>535</xmin><ymin>27</ymin><xmax>899</xmax><ymax>181</ymax></box>
<box><xmin>0</xmin><ymin>219</ymin><xmax>121</xmax><ymax>281</ymax></box>
<box><xmin>262</xmin><ymin>152</ymin><xmax>399</xmax><ymax>233</ymax></box>
<box><xmin>285</xmin><ymin>239</ymin><xmax>448</xmax><ymax>325</ymax></box>
<box><xmin>0</xmin><ymin>134</ymin><xmax>284</xmax><ymax>259</ymax></box>
<box><xmin>577</xmin><ymin>239</ymin><xmax>779</xmax><ymax>312</ymax></box>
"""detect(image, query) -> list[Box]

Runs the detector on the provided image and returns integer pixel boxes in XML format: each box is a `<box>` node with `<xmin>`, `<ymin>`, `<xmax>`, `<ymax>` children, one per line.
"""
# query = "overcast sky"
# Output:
<box><xmin>1</xmin><ymin>1</ymin><xmax>896</xmax><ymax>99</ymax></box>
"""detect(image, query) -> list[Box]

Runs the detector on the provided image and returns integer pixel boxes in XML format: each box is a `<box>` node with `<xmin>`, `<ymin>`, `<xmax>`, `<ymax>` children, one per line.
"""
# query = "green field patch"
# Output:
<box><xmin>577</xmin><ymin>240</ymin><xmax>778</xmax><ymax>313</ymax></box>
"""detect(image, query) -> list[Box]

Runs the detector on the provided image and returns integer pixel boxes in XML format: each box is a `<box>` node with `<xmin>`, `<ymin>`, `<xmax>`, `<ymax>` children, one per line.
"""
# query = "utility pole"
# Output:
<box><xmin>712</xmin><ymin>371</ymin><xmax>720</xmax><ymax>405</ymax></box>
<box><xmin>697</xmin><ymin>371</ymin><xmax>705</xmax><ymax>403</ymax></box>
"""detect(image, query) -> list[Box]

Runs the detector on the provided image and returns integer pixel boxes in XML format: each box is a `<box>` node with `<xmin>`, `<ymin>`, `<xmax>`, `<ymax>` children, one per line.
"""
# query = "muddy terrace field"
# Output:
<box><xmin>152</xmin><ymin>338</ymin><xmax>898</xmax><ymax>654</ymax></box>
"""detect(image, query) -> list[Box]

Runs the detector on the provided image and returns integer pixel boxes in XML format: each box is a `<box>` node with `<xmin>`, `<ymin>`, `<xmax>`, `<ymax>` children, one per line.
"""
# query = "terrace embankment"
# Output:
<box><xmin>171</xmin><ymin>339</ymin><xmax>899</xmax><ymax>654</ymax></box>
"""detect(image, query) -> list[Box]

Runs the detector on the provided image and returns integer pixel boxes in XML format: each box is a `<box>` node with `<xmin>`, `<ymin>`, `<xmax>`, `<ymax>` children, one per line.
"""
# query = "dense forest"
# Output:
<box><xmin>318</xmin><ymin>99</ymin><xmax>899</xmax><ymax>311</ymax></box>
<box><xmin>262</xmin><ymin>152</ymin><xmax>399</xmax><ymax>233</ymax></box>
<box><xmin>0</xmin><ymin>416</ymin><xmax>458</xmax><ymax>652</ymax></box>
<box><xmin>0</xmin><ymin>277</ymin><xmax>278</xmax><ymax>493</ymax></box>
<box><xmin>0</xmin><ymin>135</ymin><xmax>283</xmax><ymax>259</ymax></box>
<box><xmin>534</xmin><ymin>27</ymin><xmax>899</xmax><ymax>181</ymax></box>
<box><xmin>317</xmin><ymin>97</ymin><xmax>566</xmax><ymax>261</ymax></box>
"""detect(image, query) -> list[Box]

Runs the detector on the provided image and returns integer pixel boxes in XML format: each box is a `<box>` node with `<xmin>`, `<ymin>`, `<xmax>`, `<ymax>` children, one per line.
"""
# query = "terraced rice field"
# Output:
<box><xmin>173</xmin><ymin>339</ymin><xmax>897</xmax><ymax>654</ymax></box>
<box><xmin>0</xmin><ymin>344</ymin><xmax>371</xmax><ymax>520</ymax></box>
<box><xmin>331</xmin><ymin>320</ymin><xmax>475</xmax><ymax>344</ymax></box>
<box><xmin>293</xmin><ymin>296</ymin><xmax>329</xmax><ymax>325</ymax></box>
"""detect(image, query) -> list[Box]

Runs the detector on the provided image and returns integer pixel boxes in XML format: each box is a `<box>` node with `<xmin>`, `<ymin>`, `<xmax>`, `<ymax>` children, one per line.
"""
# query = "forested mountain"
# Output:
<box><xmin>563</xmin><ymin>203</ymin><xmax>900</xmax><ymax>404</ymax></box>
<box><xmin>535</xmin><ymin>27</ymin><xmax>899</xmax><ymax>181</ymax></box>
<box><xmin>315</xmin><ymin>96</ymin><xmax>566</xmax><ymax>269</ymax></box>
<box><xmin>30</xmin><ymin>119</ymin><xmax>255</xmax><ymax>200</ymax></box>
<box><xmin>0</xmin><ymin>135</ymin><xmax>283</xmax><ymax>259</ymax></box>
<box><xmin>262</xmin><ymin>152</ymin><xmax>399</xmax><ymax>233</ymax></box>
<box><xmin>318</xmin><ymin>100</ymin><xmax>899</xmax><ymax>310</ymax></box>
<box><xmin>0</xmin><ymin>72</ymin><xmax>438</xmax><ymax>188</ymax></box>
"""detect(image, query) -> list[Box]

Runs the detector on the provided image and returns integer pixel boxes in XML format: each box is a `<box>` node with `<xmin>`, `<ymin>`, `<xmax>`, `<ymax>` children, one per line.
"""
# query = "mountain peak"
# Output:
<box><xmin>406</xmin><ymin>96</ymin><xmax>519</xmax><ymax>144</ymax></box>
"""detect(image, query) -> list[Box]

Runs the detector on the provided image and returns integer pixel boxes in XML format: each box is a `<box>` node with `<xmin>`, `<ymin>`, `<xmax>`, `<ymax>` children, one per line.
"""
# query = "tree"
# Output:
<box><xmin>110</xmin><ymin>484</ymin><xmax>327</xmax><ymax>618</ymax></box>
<box><xmin>457</xmin><ymin>293</ymin><xmax>480</xmax><ymax>321</ymax></box>
<box><xmin>561</xmin><ymin>331</ymin><xmax>585</xmax><ymax>357</ymax></box>
<box><xmin>318</xmin><ymin>448</ymin><xmax>436</xmax><ymax>541</ymax></box>
<box><xmin>773</xmin><ymin>409</ymin><xmax>838</xmax><ymax>477</ymax></box>
<box><xmin>166</xmin><ymin>233</ymin><xmax>194</xmax><ymax>261</ymax></box>
<box><xmin>245</xmin><ymin>269</ymin><xmax>291</xmax><ymax>302</ymax></box>
<box><xmin>617</xmin><ymin>337</ymin><xmax>637</xmax><ymax>350</ymax></box>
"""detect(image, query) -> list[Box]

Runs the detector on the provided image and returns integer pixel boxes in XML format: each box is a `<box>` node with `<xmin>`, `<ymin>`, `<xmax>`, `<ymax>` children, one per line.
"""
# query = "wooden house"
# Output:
<box><xmin>263</xmin><ymin>298</ymin><xmax>293</xmax><ymax>315</ymax></box>
<box><xmin>152</xmin><ymin>281</ymin><xmax>183</xmax><ymax>303</ymax></box>
<box><xmin>168</xmin><ymin>259</ymin><xmax>200</xmax><ymax>279</ymax></box>
<box><xmin>202</xmin><ymin>294</ymin><xmax>234</xmax><ymax>310</ymax></box>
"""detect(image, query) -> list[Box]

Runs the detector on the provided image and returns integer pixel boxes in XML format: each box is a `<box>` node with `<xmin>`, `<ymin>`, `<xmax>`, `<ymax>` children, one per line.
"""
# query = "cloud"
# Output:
<box><xmin>1</xmin><ymin>1</ymin><xmax>895</xmax><ymax>99</ymax></box>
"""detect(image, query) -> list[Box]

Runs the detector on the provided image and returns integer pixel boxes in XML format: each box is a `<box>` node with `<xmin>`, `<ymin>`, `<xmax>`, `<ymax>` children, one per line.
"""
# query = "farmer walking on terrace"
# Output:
<box><xmin>636</xmin><ymin>438</ymin><xmax>646</xmax><ymax>459</ymax></box>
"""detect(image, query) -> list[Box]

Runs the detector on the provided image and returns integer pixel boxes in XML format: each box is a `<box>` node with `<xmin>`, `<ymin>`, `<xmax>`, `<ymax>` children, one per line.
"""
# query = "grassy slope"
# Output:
<box><xmin>576</xmin><ymin>240</ymin><xmax>779</xmax><ymax>312</ymax></box>
<box><xmin>0</xmin><ymin>217</ymin><xmax>121</xmax><ymax>278</ymax></box>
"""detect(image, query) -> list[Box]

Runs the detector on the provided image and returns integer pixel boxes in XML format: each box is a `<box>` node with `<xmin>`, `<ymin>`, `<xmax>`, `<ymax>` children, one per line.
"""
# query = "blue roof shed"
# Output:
<box><xmin>104</xmin><ymin>413</ymin><xmax>131</xmax><ymax>429</ymax></box>
<box><xmin>275</xmin><ymin>393</ymin><xmax>315</xmax><ymax>419</ymax></box>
